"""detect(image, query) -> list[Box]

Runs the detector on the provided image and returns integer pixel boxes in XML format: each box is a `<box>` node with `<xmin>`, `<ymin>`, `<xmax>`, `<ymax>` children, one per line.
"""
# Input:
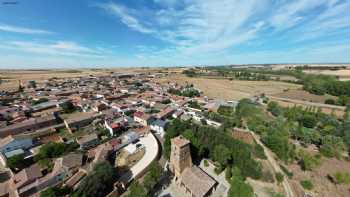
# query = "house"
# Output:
<box><xmin>156</xmin><ymin>107</ymin><xmax>175</xmax><ymax>120</ymax></box>
<box><xmin>64</xmin><ymin>112</ymin><xmax>102</xmax><ymax>133</ymax></box>
<box><xmin>35</xmin><ymin>153</ymin><xmax>84</xmax><ymax>191</ymax></box>
<box><xmin>172</xmin><ymin>109</ymin><xmax>184</xmax><ymax>119</ymax></box>
<box><xmin>104</xmin><ymin>115</ymin><xmax>129</xmax><ymax>136</ymax></box>
<box><xmin>51</xmin><ymin>153</ymin><xmax>83</xmax><ymax>179</ymax></box>
<box><xmin>11</xmin><ymin>164</ymin><xmax>43</xmax><ymax>196</ymax></box>
<box><xmin>76</xmin><ymin>133</ymin><xmax>99</xmax><ymax>150</ymax></box>
<box><xmin>150</xmin><ymin>119</ymin><xmax>167</xmax><ymax>137</ymax></box>
<box><xmin>0</xmin><ymin>114</ymin><xmax>58</xmax><ymax>138</ymax></box>
<box><xmin>0</xmin><ymin>135</ymin><xmax>33</xmax><ymax>154</ymax></box>
<box><xmin>133</xmin><ymin>111</ymin><xmax>153</xmax><ymax>126</ymax></box>
<box><xmin>122</xmin><ymin>131</ymin><xmax>139</xmax><ymax>144</ymax></box>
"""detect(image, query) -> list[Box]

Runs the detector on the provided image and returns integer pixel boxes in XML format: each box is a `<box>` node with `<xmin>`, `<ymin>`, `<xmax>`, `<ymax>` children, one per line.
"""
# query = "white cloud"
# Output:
<box><xmin>0</xmin><ymin>40</ymin><xmax>105</xmax><ymax>58</ymax></box>
<box><xmin>98</xmin><ymin>0</ymin><xmax>265</xmax><ymax>54</ymax></box>
<box><xmin>98</xmin><ymin>2</ymin><xmax>155</xmax><ymax>34</ymax></box>
<box><xmin>0</xmin><ymin>23</ymin><xmax>52</xmax><ymax>34</ymax></box>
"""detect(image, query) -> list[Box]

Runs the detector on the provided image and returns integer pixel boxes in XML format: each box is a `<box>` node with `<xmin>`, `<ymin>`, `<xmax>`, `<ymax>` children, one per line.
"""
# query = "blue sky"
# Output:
<box><xmin>0</xmin><ymin>0</ymin><xmax>350</xmax><ymax>68</ymax></box>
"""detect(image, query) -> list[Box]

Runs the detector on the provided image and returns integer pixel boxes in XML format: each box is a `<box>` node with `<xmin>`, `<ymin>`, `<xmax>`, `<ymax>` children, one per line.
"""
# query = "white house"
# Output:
<box><xmin>0</xmin><ymin>135</ymin><xmax>33</xmax><ymax>154</ymax></box>
<box><xmin>150</xmin><ymin>119</ymin><xmax>167</xmax><ymax>137</ymax></box>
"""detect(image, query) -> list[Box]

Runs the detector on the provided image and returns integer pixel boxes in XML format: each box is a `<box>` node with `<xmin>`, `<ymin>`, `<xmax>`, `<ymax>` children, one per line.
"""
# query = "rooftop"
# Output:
<box><xmin>180</xmin><ymin>166</ymin><xmax>216</xmax><ymax>197</ymax></box>
<box><xmin>171</xmin><ymin>135</ymin><xmax>190</xmax><ymax>148</ymax></box>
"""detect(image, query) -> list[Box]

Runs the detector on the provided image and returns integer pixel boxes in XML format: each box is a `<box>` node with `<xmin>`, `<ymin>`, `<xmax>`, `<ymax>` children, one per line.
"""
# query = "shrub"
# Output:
<box><xmin>334</xmin><ymin>172</ymin><xmax>350</xmax><ymax>185</ymax></box>
<box><xmin>325</xmin><ymin>99</ymin><xmax>335</xmax><ymax>105</ymax></box>
<box><xmin>300</xmin><ymin>180</ymin><xmax>314</xmax><ymax>190</ymax></box>
<box><xmin>280</xmin><ymin>165</ymin><xmax>293</xmax><ymax>178</ymax></box>
<box><xmin>275</xmin><ymin>172</ymin><xmax>284</xmax><ymax>184</ymax></box>
<box><xmin>204</xmin><ymin>159</ymin><xmax>209</xmax><ymax>167</ymax></box>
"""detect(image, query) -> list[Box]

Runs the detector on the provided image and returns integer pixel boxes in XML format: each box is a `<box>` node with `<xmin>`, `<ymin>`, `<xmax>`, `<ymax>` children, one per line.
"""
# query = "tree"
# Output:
<box><xmin>267</xmin><ymin>101</ymin><xmax>283</xmax><ymax>116</ymax></box>
<box><xmin>75</xmin><ymin>162</ymin><xmax>117</xmax><ymax>197</ymax></box>
<box><xmin>228</xmin><ymin>176</ymin><xmax>254</xmax><ymax>197</ymax></box>
<box><xmin>60</xmin><ymin>101</ymin><xmax>76</xmax><ymax>113</ymax></box>
<box><xmin>275</xmin><ymin>172</ymin><xmax>284</xmax><ymax>185</ymax></box>
<box><xmin>325</xmin><ymin>99</ymin><xmax>336</xmax><ymax>105</ymax></box>
<box><xmin>40</xmin><ymin>186</ymin><xmax>71</xmax><ymax>197</ymax></box>
<box><xmin>213</xmin><ymin>144</ymin><xmax>231</xmax><ymax>166</ymax></box>
<box><xmin>126</xmin><ymin>182</ymin><xmax>147</xmax><ymax>197</ymax></box>
<box><xmin>28</xmin><ymin>80</ymin><xmax>37</xmax><ymax>88</ymax></box>
<box><xmin>320</xmin><ymin>135</ymin><xmax>346</xmax><ymax>158</ymax></box>
<box><xmin>7</xmin><ymin>154</ymin><xmax>26</xmax><ymax>169</ymax></box>
<box><xmin>34</xmin><ymin>142</ymin><xmax>68</xmax><ymax>161</ymax></box>
<box><xmin>143</xmin><ymin>162</ymin><xmax>162</xmax><ymax>192</ymax></box>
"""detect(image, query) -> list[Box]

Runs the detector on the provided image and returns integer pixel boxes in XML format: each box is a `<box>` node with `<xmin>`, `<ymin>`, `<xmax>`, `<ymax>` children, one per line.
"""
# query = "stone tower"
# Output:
<box><xmin>169</xmin><ymin>135</ymin><xmax>192</xmax><ymax>178</ymax></box>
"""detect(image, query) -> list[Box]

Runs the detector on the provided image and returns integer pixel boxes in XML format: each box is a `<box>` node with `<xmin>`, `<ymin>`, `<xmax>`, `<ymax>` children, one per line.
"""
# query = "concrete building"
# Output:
<box><xmin>169</xmin><ymin>136</ymin><xmax>193</xmax><ymax>178</ymax></box>
<box><xmin>169</xmin><ymin>136</ymin><xmax>217</xmax><ymax>197</ymax></box>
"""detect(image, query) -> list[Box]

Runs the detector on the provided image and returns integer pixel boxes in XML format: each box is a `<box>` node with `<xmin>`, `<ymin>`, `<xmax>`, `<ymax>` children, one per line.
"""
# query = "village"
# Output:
<box><xmin>0</xmin><ymin>72</ymin><xmax>248</xmax><ymax>197</ymax></box>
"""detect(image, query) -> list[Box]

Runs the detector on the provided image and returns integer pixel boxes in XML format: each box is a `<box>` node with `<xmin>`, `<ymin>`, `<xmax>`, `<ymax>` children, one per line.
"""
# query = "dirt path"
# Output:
<box><xmin>250</xmin><ymin>131</ymin><xmax>295</xmax><ymax>197</ymax></box>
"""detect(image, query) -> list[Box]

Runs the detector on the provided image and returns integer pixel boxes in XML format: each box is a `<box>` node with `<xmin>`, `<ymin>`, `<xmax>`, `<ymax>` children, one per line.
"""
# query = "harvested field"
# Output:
<box><xmin>155</xmin><ymin>74</ymin><xmax>301</xmax><ymax>100</ymax></box>
<box><xmin>272</xmin><ymin>89</ymin><xmax>337</xmax><ymax>103</ymax></box>
<box><xmin>304</xmin><ymin>69</ymin><xmax>350</xmax><ymax>81</ymax></box>
<box><xmin>268</xmin><ymin>96</ymin><xmax>345</xmax><ymax>118</ymax></box>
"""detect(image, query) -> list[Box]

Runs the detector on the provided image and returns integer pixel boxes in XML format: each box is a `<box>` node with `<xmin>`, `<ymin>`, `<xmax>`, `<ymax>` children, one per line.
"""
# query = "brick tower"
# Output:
<box><xmin>169</xmin><ymin>135</ymin><xmax>193</xmax><ymax>178</ymax></box>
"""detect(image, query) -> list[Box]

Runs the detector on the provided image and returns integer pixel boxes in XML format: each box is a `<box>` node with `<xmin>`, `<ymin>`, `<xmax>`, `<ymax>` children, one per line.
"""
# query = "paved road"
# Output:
<box><xmin>118</xmin><ymin>132</ymin><xmax>159</xmax><ymax>183</ymax></box>
<box><xmin>250</xmin><ymin>131</ymin><xmax>295</xmax><ymax>197</ymax></box>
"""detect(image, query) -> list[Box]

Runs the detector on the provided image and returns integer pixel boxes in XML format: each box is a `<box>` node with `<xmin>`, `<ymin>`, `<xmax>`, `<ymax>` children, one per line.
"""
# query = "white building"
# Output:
<box><xmin>150</xmin><ymin>119</ymin><xmax>167</xmax><ymax>137</ymax></box>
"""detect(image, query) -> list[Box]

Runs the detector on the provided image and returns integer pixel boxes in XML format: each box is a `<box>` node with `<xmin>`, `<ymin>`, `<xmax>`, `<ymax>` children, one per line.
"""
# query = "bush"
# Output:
<box><xmin>325</xmin><ymin>99</ymin><xmax>335</xmax><ymax>105</ymax></box>
<box><xmin>204</xmin><ymin>159</ymin><xmax>209</xmax><ymax>167</ymax></box>
<box><xmin>334</xmin><ymin>172</ymin><xmax>350</xmax><ymax>185</ymax></box>
<box><xmin>280</xmin><ymin>165</ymin><xmax>293</xmax><ymax>178</ymax></box>
<box><xmin>261</xmin><ymin>170</ymin><xmax>275</xmax><ymax>183</ymax></box>
<box><xmin>300</xmin><ymin>180</ymin><xmax>314</xmax><ymax>190</ymax></box>
<box><xmin>275</xmin><ymin>172</ymin><xmax>284</xmax><ymax>184</ymax></box>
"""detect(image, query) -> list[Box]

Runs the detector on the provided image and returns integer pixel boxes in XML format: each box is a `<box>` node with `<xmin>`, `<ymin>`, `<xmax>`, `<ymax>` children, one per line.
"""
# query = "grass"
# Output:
<box><xmin>300</xmin><ymin>180</ymin><xmax>314</xmax><ymax>190</ymax></box>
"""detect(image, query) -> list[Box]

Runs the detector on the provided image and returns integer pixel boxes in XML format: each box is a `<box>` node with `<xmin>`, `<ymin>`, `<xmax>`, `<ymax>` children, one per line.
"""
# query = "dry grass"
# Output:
<box><xmin>288</xmin><ymin>157</ymin><xmax>350</xmax><ymax>197</ymax></box>
<box><xmin>272</xmin><ymin>89</ymin><xmax>337</xmax><ymax>103</ymax></box>
<box><xmin>155</xmin><ymin>74</ymin><xmax>301</xmax><ymax>100</ymax></box>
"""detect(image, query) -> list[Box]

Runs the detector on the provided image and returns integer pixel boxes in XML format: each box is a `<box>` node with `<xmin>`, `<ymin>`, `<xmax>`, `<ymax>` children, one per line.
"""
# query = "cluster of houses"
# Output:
<box><xmin>0</xmin><ymin>72</ymin><xmax>241</xmax><ymax>197</ymax></box>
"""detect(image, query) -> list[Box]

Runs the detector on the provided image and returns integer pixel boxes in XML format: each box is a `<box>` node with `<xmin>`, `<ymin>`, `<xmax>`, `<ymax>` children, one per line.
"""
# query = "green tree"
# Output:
<box><xmin>228</xmin><ymin>176</ymin><xmax>254</xmax><ymax>197</ymax></box>
<box><xmin>40</xmin><ymin>186</ymin><xmax>71</xmax><ymax>197</ymax></box>
<box><xmin>126</xmin><ymin>182</ymin><xmax>147</xmax><ymax>197</ymax></box>
<box><xmin>75</xmin><ymin>162</ymin><xmax>117</xmax><ymax>197</ymax></box>
<box><xmin>60</xmin><ymin>101</ymin><xmax>76</xmax><ymax>113</ymax></box>
<box><xmin>267</xmin><ymin>101</ymin><xmax>283</xmax><ymax>117</ymax></box>
<box><xmin>275</xmin><ymin>172</ymin><xmax>284</xmax><ymax>185</ymax></box>
<box><xmin>7</xmin><ymin>154</ymin><xmax>26</xmax><ymax>169</ymax></box>
<box><xmin>213</xmin><ymin>144</ymin><xmax>231</xmax><ymax>166</ymax></box>
<box><xmin>320</xmin><ymin>135</ymin><xmax>346</xmax><ymax>158</ymax></box>
<box><xmin>143</xmin><ymin>162</ymin><xmax>162</xmax><ymax>192</ymax></box>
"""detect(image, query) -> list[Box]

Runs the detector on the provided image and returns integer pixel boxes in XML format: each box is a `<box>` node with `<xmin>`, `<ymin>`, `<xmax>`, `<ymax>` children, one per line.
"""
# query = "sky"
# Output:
<box><xmin>0</xmin><ymin>0</ymin><xmax>350</xmax><ymax>69</ymax></box>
